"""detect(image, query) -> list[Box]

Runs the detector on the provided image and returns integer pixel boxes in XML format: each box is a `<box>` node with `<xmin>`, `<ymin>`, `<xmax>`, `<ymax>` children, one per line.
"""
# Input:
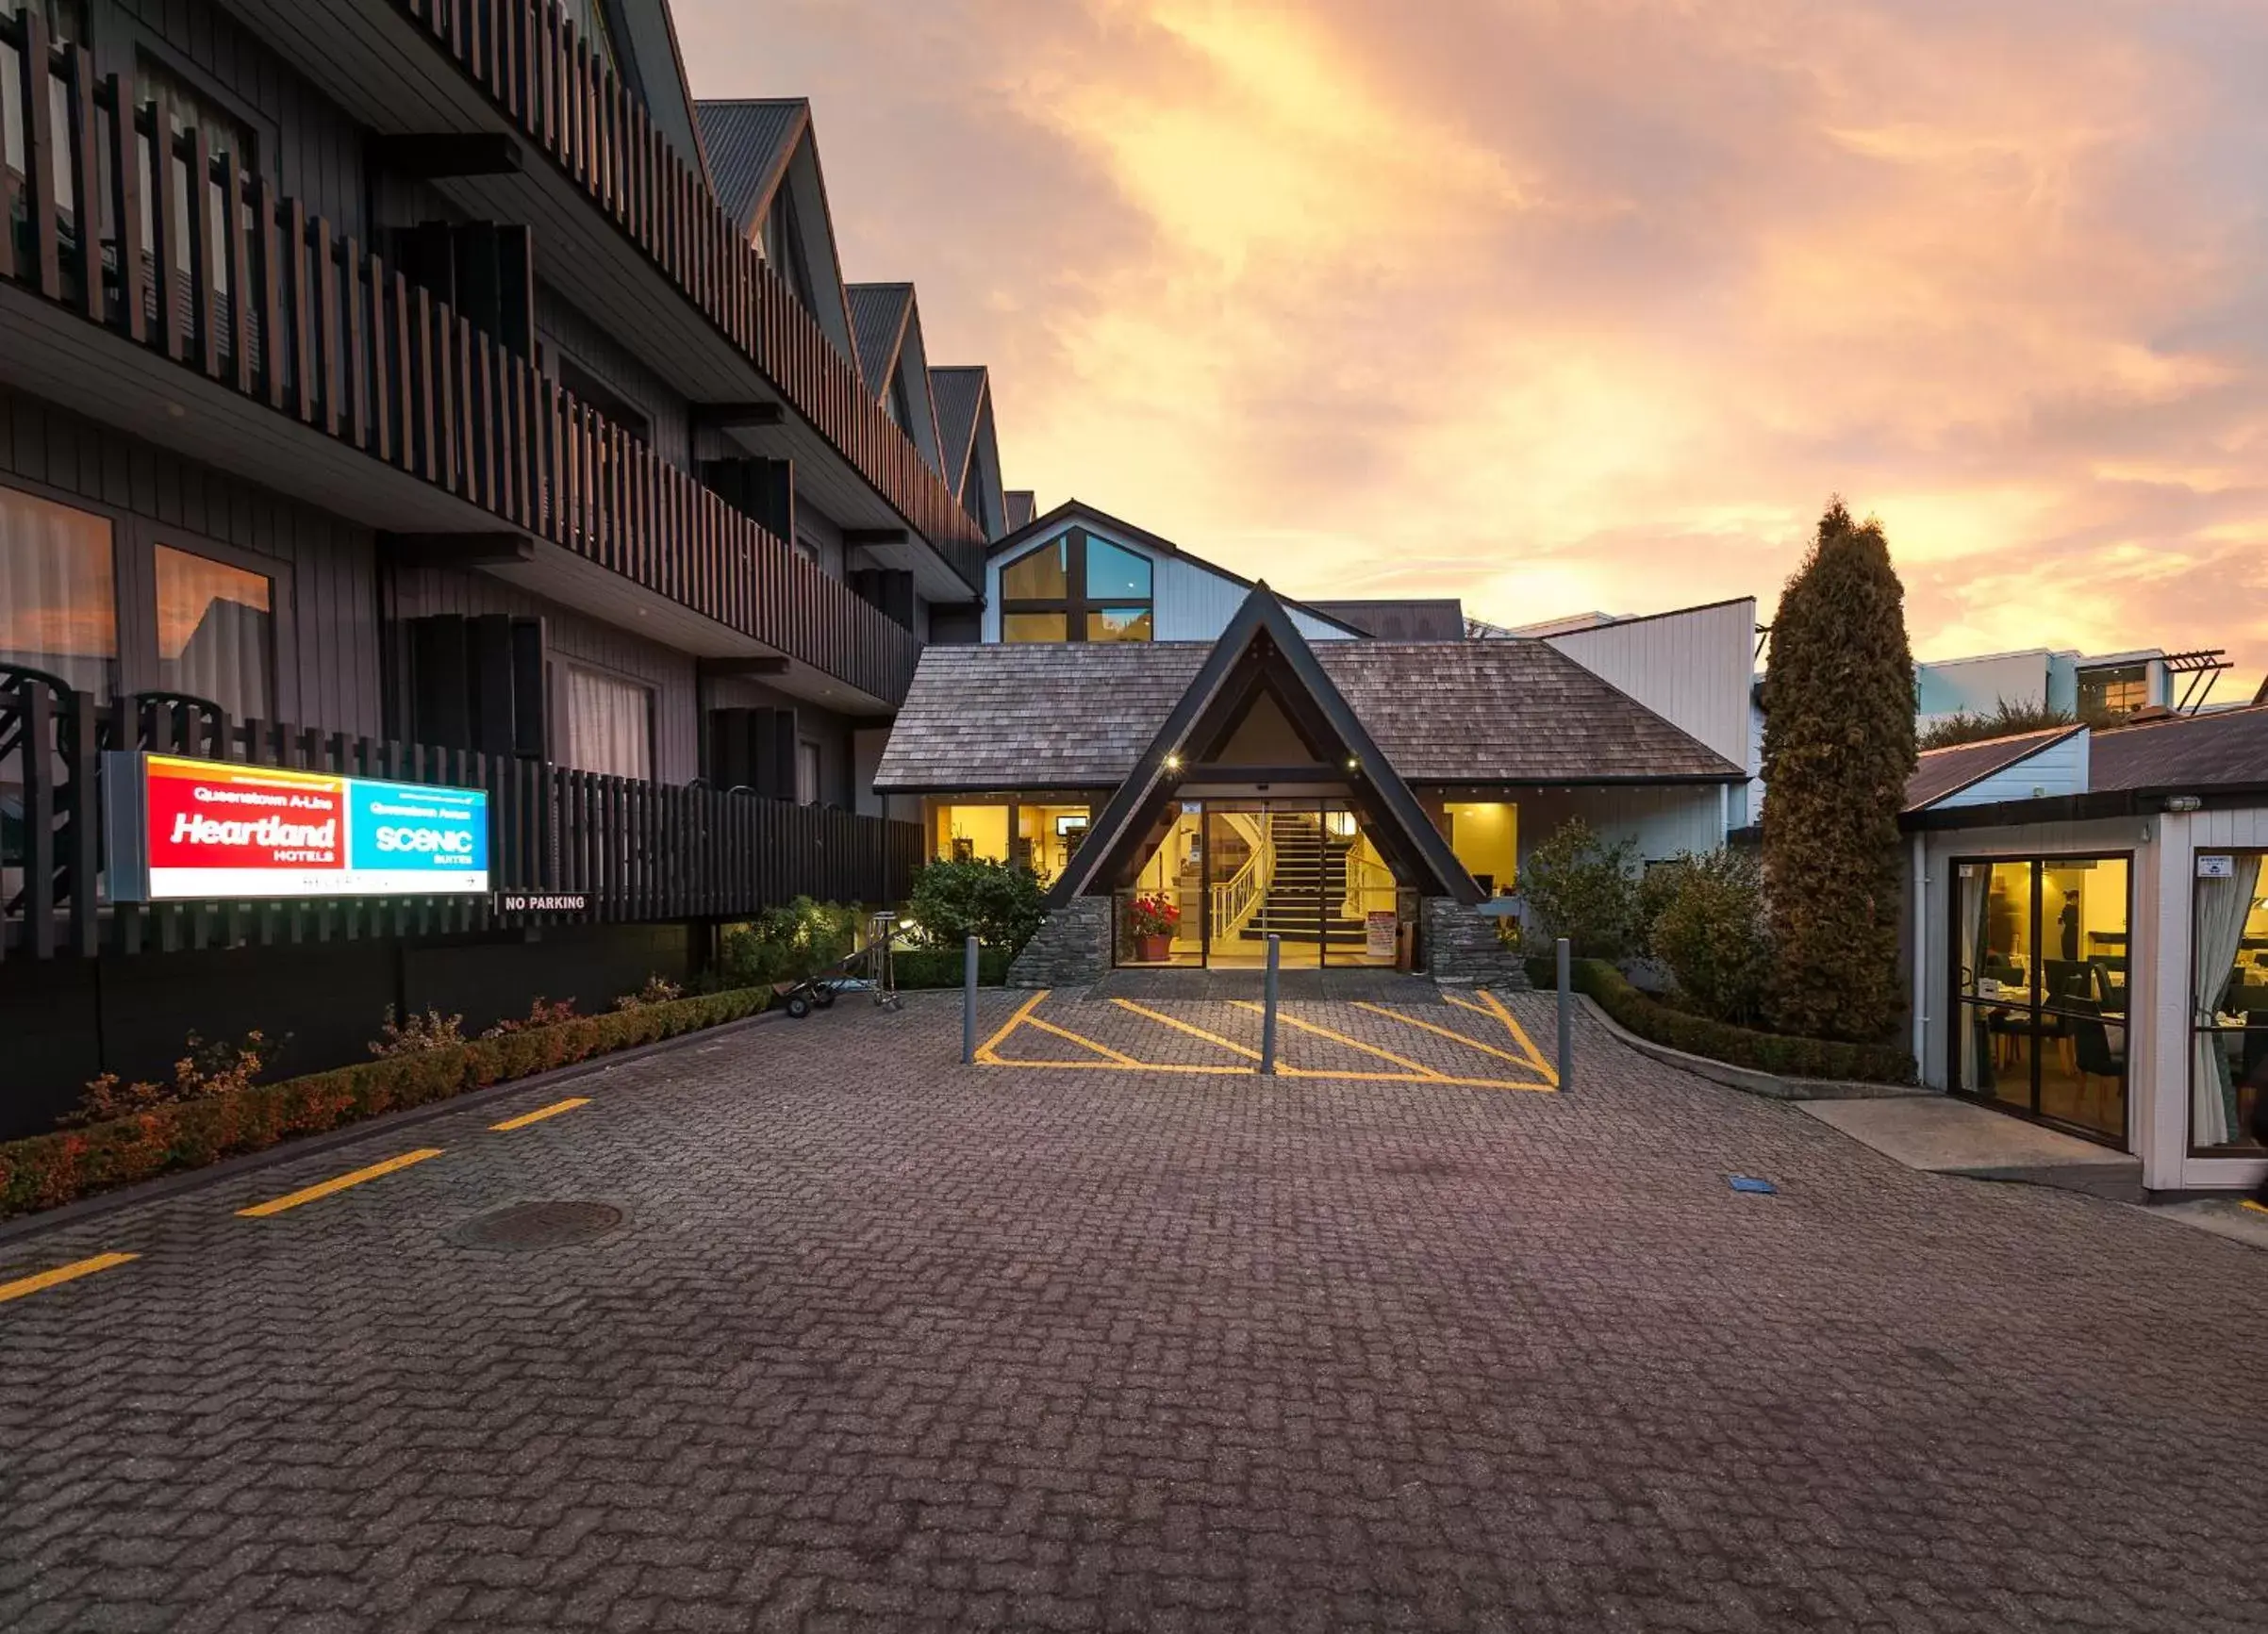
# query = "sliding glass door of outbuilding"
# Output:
<box><xmin>1949</xmin><ymin>854</ymin><xmax>2132</xmax><ymax>1146</ymax></box>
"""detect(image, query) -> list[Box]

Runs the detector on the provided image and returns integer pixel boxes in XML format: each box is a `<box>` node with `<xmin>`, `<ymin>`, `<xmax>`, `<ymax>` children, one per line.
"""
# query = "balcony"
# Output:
<box><xmin>0</xmin><ymin>8</ymin><xmax>922</xmax><ymax>710</ymax></box>
<box><xmin>207</xmin><ymin>0</ymin><xmax>989</xmax><ymax>597</ymax></box>
<box><xmin>0</xmin><ymin>681</ymin><xmax>924</xmax><ymax>960</ymax></box>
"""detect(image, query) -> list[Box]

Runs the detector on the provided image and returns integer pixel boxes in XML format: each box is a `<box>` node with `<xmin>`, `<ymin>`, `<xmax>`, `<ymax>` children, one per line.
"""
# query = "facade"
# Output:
<box><xmin>1904</xmin><ymin>709</ymin><xmax>2268</xmax><ymax>1194</ymax></box>
<box><xmin>1914</xmin><ymin>644</ymin><xmax>2234</xmax><ymax>730</ymax></box>
<box><xmin>0</xmin><ymin>0</ymin><xmax>1013</xmax><ymax>1128</ymax></box>
<box><xmin>876</xmin><ymin>505</ymin><xmax>1748</xmax><ymax>979</ymax></box>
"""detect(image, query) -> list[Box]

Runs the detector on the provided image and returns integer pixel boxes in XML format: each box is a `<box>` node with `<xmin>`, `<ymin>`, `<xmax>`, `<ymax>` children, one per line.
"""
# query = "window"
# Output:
<box><xmin>561</xmin><ymin>664</ymin><xmax>652</xmax><ymax>780</ymax></box>
<box><xmin>998</xmin><ymin>530</ymin><xmax>1154</xmax><ymax>643</ymax></box>
<box><xmin>156</xmin><ymin>545</ymin><xmax>273</xmax><ymax>719</ymax></box>
<box><xmin>136</xmin><ymin>56</ymin><xmax>258</xmax><ymax>299</ymax></box>
<box><xmin>0</xmin><ymin>486</ymin><xmax>116</xmax><ymax>696</ymax></box>
<box><xmin>2190</xmin><ymin>852</ymin><xmax>2268</xmax><ymax>1153</ymax></box>
<box><xmin>2078</xmin><ymin>664</ymin><xmax>2149</xmax><ymax>719</ymax></box>
<box><xmin>761</xmin><ymin>183</ymin><xmax>818</xmax><ymax>312</ymax></box>
<box><xmin>796</xmin><ymin>740</ymin><xmax>821</xmax><ymax>807</ymax></box>
<box><xmin>1951</xmin><ymin>855</ymin><xmax>2130</xmax><ymax>1144</ymax></box>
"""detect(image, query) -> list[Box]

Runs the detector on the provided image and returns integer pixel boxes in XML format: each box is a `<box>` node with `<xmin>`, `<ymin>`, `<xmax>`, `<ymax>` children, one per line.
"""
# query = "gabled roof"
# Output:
<box><xmin>846</xmin><ymin>282</ymin><xmax>944</xmax><ymax>472</ymax></box>
<box><xmin>985</xmin><ymin>499</ymin><xmax>1369</xmax><ymax>637</ymax></box>
<box><xmin>874</xmin><ymin>635</ymin><xmax>1746</xmax><ymax>793</ymax></box>
<box><xmin>847</xmin><ymin>283</ymin><xmax>915</xmax><ymax>397</ymax></box>
<box><xmin>612</xmin><ymin>0</ymin><xmax>710</xmax><ymax>186</ymax></box>
<box><xmin>930</xmin><ymin>367</ymin><xmax>987</xmax><ymax>492</ymax></box>
<box><xmin>696</xmin><ymin>98</ymin><xmax>807</xmax><ymax>233</ymax></box>
<box><xmin>1003</xmin><ymin>491</ymin><xmax>1037</xmax><ymax>532</ymax></box>
<box><xmin>1308</xmin><ymin>599</ymin><xmax>1466</xmax><ymax>642</ymax></box>
<box><xmin>1905</xmin><ymin>726</ymin><xmax>2085</xmax><ymax>811</ymax></box>
<box><xmin>1047</xmin><ymin>586</ymin><xmax>1480</xmax><ymax>905</ymax></box>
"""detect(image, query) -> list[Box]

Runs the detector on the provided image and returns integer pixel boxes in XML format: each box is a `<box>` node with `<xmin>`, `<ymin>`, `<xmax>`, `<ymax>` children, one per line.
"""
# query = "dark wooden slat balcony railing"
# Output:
<box><xmin>0</xmin><ymin>679</ymin><xmax>924</xmax><ymax>961</ymax></box>
<box><xmin>388</xmin><ymin>0</ymin><xmax>990</xmax><ymax>589</ymax></box>
<box><xmin>0</xmin><ymin>7</ymin><xmax>923</xmax><ymax>706</ymax></box>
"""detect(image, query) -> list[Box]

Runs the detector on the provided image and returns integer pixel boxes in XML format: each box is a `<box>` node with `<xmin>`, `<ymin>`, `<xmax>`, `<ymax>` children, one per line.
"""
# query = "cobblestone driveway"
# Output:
<box><xmin>4</xmin><ymin>990</ymin><xmax>2266</xmax><ymax>1632</ymax></box>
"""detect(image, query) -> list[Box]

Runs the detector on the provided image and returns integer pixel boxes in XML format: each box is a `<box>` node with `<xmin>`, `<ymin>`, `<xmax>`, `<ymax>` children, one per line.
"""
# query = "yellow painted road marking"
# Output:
<box><xmin>1023</xmin><ymin>1012</ymin><xmax>1143</xmax><ymax>1065</ymax></box>
<box><xmin>1448</xmin><ymin>990</ymin><xmax>1559</xmax><ymax>1085</ymax></box>
<box><xmin>1279</xmin><ymin>1066</ymin><xmax>1550</xmax><ymax>1091</ymax></box>
<box><xmin>980</xmin><ymin>1057</ymin><xmax>1254</xmax><ymax>1076</ymax></box>
<box><xmin>1111</xmin><ymin>999</ymin><xmax>1264</xmax><ymax>1060</ymax></box>
<box><xmin>975</xmin><ymin>990</ymin><xmax>1049</xmax><ymax>1064</ymax></box>
<box><xmin>1350</xmin><ymin>1002</ymin><xmax>1547</xmax><ymax>1076</ymax></box>
<box><xmin>0</xmin><ymin>1251</ymin><xmax>138</xmax><ymax>1306</ymax></box>
<box><xmin>237</xmin><ymin>1147</ymin><xmax>444</xmax><ymax>1217</ymax></box>
<box><xmin>1230</xmin><ymin>1002</ymin><xmax>1447</xmax><ymax>1079</ymax></box>
<box><xmin>490</xmin><ymin>1096</ymin><xmax>590</xmax><ymax>1131</ymax></box>
<box><xmin>2243</xmin><ymin>1199</ymin><xmax>2268</xmax><ymax>1217</ymax></box>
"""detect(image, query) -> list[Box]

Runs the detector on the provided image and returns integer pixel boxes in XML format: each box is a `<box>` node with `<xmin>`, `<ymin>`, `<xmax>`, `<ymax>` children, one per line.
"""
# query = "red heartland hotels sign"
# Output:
<box><xmin>107</xmin><ymin>753</ymin><xmax>490</xmax><ymax>900</ymax></box>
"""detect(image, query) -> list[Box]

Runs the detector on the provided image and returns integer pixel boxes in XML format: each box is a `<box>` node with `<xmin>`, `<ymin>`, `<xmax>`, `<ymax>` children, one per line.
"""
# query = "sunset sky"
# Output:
<box><xmin>677</xmin><ymin>1</ymin><xmax>2268</xmax><ymax>695</ymax></box>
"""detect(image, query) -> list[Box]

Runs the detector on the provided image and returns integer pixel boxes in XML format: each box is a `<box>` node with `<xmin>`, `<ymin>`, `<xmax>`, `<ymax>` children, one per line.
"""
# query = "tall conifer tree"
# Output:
<box><xmin>1760</xmin><ymin>501</ymin><xmax>1917</xmax><ymax>1042</ymax></box>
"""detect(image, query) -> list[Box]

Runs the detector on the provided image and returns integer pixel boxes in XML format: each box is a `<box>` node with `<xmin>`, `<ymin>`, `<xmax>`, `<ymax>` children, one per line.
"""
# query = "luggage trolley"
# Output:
<box><xmin>775</xmin><ymin>911</ymin><xmax>902</xmax><ymax>1018</ymax></box>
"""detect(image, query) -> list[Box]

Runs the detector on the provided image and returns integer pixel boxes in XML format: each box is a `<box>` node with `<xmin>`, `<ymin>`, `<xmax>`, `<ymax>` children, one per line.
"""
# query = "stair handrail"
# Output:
<box><xmin>1209</xmin><ymin>813</ymin><xmax>1271</xmax><ymax>938</ymax></box>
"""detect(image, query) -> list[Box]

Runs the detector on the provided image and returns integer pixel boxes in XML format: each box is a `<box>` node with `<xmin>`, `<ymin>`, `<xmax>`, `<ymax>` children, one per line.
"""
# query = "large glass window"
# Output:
<box><xmin>561</xmin><ymin>663</ymin><xmax>653</xmax><ymax>780</ymax></box>
<box><xmin>0</xmin><ymin>486</ymin><xmax>116</xmax><ymax>695</ymax></box>
<box><xmin>1951</xmin><ymin>854</ymin><xmax>2130</xmax><ymax>1143</ymax></box>
<box><xmin>2191</xmin><ymin>852</ymin><xmax>2268</xmax><ymax>1153</ymax></box>
<box><xmin>156</xmin><ymin>545</ymin><xmax>272</xmax><ymax>719</ymax></box>
<box><xmin>999</xmin><ymin>530</ymin><xmax>1153</xmax><ymax>643</ymax></box>
<box><xmin>2078</xmin><ymin>664</ymin><xmax>2149</xmax><ymax>719</ymax></box>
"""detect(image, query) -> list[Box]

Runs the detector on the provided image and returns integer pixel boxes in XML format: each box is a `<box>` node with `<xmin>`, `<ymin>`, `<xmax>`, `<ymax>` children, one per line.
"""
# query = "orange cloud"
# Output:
<box><xmin>680</xmin><ymin>0</ymin><xmax>2268</xmax><ymax>693</ymax></box>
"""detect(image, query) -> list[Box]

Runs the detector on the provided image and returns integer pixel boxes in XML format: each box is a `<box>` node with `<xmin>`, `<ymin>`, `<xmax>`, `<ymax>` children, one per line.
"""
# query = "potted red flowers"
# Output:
<box><xmin>1129</xmin><ymin>892</ymin><xmax>1180</xmax><ymax>963</ymax></box>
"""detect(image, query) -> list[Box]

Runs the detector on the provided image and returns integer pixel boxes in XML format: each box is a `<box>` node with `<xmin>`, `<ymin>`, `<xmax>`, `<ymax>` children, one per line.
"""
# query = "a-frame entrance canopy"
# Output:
<box><xmin>1048</xmin><ymin>585</ymin><xmax>1481</xmax><ymax>908</ymax></box>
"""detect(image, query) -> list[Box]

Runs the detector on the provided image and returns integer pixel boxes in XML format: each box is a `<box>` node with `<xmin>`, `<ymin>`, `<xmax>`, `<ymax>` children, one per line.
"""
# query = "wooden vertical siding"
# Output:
<box><xmin>0</xmin><ymin>686</ymin><xmax>924</xmax><ymax>960</ymax></box>
<box><xmin>388</xmin><ymin>0</ymin><xmax>989</xmax><ymax>590</ymax></box>
<box><xmin>0</xmin><ymin>10</ymin><xmax>923</xmax><ymax>705</ymax></box>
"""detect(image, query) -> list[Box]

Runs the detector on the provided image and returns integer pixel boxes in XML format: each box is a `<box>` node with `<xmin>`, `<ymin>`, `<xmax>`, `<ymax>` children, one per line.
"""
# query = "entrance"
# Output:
<box><xmin>1948</xmin><ymin>853</ymin><xmax>2132</xmax><ymax>1145</ymax></box>
<box><xmin>1118</xmin><ymin>800</ymin><xmax>1401</xmax><ymax>968</ymax></box>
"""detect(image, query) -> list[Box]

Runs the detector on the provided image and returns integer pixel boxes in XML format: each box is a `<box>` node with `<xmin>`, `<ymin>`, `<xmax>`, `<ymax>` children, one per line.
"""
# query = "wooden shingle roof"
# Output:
<box><xmin>874</xmin><ymin>639</ymin><xmax>1745</xmax><ymax>791</ymax></box>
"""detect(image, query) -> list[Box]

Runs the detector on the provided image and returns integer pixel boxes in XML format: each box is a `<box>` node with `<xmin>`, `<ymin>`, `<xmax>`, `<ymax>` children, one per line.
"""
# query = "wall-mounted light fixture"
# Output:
<box><xmin>2164</xmin><ymin>795</ymin><xmax>2203</xmax><ymax>813</ymax></box>
<box><xmin>1162</xmin><ymin>751</ymin><xmax>1183</xmax><ymax>772</ymax></box>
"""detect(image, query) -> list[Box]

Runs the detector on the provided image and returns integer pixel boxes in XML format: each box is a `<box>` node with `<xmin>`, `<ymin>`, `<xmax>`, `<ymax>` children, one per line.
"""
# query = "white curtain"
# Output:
<box><xmin>564</xmin><ymin>665</ymin><xmax>652</xmax><ymax>781</ymax></box>
<box><xmin>2191</xmin><ymin>856</ymin><xmax>2263</xmax><ymax>1147</ymax></box>
<box><xmin>156</xmin><ymin>546</ymin><xmax>272</xmax><ymax>719</ymax></box>
<box><xmin>1958</xmin><ymin>865</ymin><xmax>1987</xmax><ymax>1090</ymax></box>
<box><xmin>0</xmin><ymin>487</ymin><xmax>117</xmax><ymax>695</ymax></box>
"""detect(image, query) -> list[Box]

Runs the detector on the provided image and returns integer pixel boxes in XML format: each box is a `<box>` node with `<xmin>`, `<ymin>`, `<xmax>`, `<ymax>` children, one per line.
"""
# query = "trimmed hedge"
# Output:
<box><xmin>891</xmin><ymin>947</ymin><xmax>1014</xmax><ymax>989</ymax></box>
<box><xmin>0</xmin><ymin>987</ymin><xmax>772</xmax><ymax>1221</ymax></box>
<box><xmin>1531</xmin><ymin>957</ymin><xmax>1914</xmax><ymax>1084</ymax></box>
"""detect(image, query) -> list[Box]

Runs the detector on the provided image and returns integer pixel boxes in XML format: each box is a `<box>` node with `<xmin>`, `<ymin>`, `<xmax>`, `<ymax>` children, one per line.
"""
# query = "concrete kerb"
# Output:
<box><xmin>0</xmin><ymin>1006</ymin><xmax>789</xmax><ymax>1247</ymax></box>
<box><xmin>1575</xmin><ymin>995</ymin><xmax>1927</xmax><ymax>1103</ymax></box>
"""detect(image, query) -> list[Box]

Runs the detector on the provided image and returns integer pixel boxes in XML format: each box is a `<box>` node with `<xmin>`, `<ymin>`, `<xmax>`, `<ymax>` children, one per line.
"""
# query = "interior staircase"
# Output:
<box><xmin>1240</xmin><ymin>812</ymin><xmax>1363</xmax><ymax>946</ymax></box>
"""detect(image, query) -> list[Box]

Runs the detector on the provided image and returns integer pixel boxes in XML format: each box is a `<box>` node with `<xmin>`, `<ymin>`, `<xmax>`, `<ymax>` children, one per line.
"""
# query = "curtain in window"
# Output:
<box><xmin>2193</xmin><ymin>857</ymin><xmax>2264</xmax><ymax>1147</ymax></box>
<box><xmin>0</xmin><ymin>487</ymin><xmax>116</xmax><ymax>694</ymax></box>
<box><xmin>564</xmin><ymin>665</ymin><xmax>652</xmax><ymax>781</ymax></box>
<box><xmin>156</xmin><ymin>546</ymin><xmax>273</xmax><ymax>719</ymax></box>
<box><xmin>1959</xmin><ymin>865</ymin><xmax>1987</xmax><ymax>1091</ymax></box>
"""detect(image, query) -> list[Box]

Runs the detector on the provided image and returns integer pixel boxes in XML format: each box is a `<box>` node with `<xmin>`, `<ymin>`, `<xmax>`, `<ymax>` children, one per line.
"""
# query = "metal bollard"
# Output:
<box><xmin>962</xmin><ymin>934</ymin><xmax>979</xmax><ymax>1065</ymax></box>
<box><xmin>1259</xmin><ymin>933</ymin><xmax>1281</xmax><ymax>1076</ymax></box>
<box><xmin>1556</xmin><ymin>935</ymin><xmax>1573</xmax><ymax>1092</ymax></box>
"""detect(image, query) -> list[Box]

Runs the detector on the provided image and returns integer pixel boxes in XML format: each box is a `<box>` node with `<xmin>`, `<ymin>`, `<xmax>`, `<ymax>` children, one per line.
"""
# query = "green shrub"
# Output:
<box><xmin>906</xmin><ymin>858</ymin><xmax>1048</xmax><ymax>954</ymax></box>
<box><xmin>0</xmin><ymin>987</ymin><xmax>771</xmax><ymax>1221</ymax></box>
<box><xmin>1631</xmin><ymin>859</ymin><xmax>1690</xmax><ymax>960</ymax></box>
<box><xmin>714</xmin><ymin>898</ymin><xmax>861</xmax><ymax>987</ymax></box>
<box><xmin>1531</xmin><ymin>956</ymin><xmax>1912</xmax><ymax>1083</ymax></box>
<box><xmin>1519</xmin><ymin>818</ymin><xmax>1636</xmax><ymax>958</ymax></box>
<box><xmin>1648</xmin><ymin>850</ymin><xmax>1773</xmax><ymax>1024</ymax></box>
<box><xmin>890</xmin><ymin>947</ymin><xmax>1015</xmax><ymax>988</ymax></box>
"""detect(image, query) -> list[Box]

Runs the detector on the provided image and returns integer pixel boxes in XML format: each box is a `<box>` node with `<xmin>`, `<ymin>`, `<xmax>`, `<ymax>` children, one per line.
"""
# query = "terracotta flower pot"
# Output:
<box><xmin>1135</xmin><ymin>933</ymin><xmax>1171</xmax><ymax>963</ymax></box>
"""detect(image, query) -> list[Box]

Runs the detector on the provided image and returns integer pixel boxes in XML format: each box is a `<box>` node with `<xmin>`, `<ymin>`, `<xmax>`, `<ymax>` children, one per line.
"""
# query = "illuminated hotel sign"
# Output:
<box><xmin>105</xmin><ymin>753</ymin><xmax>491</xmax><ymax>901</ymax></box>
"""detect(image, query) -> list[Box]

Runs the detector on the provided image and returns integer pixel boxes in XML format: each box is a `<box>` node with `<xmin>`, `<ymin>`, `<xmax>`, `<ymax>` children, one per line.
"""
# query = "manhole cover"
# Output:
<box><xmin>451</xmin><ymin>1200</ymin><xmax>624</xmax><ymax>1250</ymax></box>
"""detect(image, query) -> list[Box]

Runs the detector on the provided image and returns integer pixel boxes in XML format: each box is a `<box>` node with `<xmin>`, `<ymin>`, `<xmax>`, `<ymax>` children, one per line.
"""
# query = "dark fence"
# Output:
<box><xmin>388</xmin><ymin>0</ymin><xmax>990</xmax><ymax>587</ymax></box>
<box><xmin>0</xmin><ymin>6</ymin><xmax>925</xmax><ymax>705</ymax></box>
<box><xmin>0</xmin><ymin>680</ymin><xmax>924</xmax><ymax>962</ymax></box>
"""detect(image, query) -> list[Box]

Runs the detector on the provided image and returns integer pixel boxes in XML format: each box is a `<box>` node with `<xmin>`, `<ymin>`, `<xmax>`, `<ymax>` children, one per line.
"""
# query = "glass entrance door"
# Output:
<box><xmin>1951</xmin><ymin>855</ymin><xmax>2130</xmax><ymax>1143</ymax></box>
